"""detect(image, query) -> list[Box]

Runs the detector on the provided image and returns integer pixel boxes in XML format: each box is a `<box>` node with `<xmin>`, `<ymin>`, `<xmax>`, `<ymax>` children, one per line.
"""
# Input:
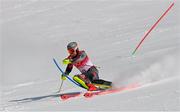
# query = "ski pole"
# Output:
<box><xmin>57</xmin><ymin>80</ymin><xmax>64</xmax><ymax>93</ymax></box>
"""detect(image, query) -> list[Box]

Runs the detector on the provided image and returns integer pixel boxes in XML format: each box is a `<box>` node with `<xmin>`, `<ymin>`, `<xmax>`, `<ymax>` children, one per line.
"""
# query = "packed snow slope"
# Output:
<box><xmin>1</xmin><ymin>0</ymin><xmax>180</xmax><ymax>111</ymax></box>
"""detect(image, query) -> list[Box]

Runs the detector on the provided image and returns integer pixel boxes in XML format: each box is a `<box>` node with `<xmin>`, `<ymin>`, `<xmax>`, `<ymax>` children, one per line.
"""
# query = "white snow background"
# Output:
<box><xmin>1</xmin><ymin>0</ymin><xmax>180</xmax><ymax>111</ymax></box>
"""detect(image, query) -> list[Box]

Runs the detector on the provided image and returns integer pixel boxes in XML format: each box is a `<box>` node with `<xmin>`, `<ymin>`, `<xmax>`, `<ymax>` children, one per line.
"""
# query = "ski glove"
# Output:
<box><xmin>63</xmin><ymin>58</ymin><xmax>72</xmax><ymax>65</ymax></box>
<box><xmin>61</xmin><ymin>75</ymin><xmax>66</xmax><ymax>80</ymax></box>
<box><xmin>61</xmin><ymin>72</ymin><xmax>68</xmax><ymax>81</ymax></box>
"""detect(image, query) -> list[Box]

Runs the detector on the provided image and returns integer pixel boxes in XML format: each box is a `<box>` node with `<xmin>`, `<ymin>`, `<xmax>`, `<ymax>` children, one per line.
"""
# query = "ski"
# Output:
<box><xmin>60</xmin><ymin>92</ymin><xmax>81</xmax><ymax>100</ymax></box>
<box><xmin>59</xmin><ymin>83</ymin><xmax>139</xmax><ymax>100</ymax></box>
<box><xmin>84</xmin><ymin>83</ymin><xmax>139</xmax><ymax>98</ymax></box>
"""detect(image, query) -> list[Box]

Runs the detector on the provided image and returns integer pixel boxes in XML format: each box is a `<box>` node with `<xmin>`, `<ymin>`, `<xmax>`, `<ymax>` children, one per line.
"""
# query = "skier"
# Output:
<box><xmin>62</xmin><ymin>42</ymin><xmax>112</xmax><ymax>91</ymax></box>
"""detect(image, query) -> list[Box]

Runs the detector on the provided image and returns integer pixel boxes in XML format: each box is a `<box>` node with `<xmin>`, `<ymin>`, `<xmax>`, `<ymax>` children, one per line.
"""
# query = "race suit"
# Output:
<box><xmin>65</xmin><ymin>50</ymin><xmax>99</xmax><ymax>84</ymax></box>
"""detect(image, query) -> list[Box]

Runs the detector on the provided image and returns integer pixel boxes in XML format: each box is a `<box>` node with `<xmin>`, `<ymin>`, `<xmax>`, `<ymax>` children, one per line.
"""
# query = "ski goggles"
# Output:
<box><xmin>68</xmin><ymin>49</ymin><xmax>76</xmax><ymax>54</ymax></box>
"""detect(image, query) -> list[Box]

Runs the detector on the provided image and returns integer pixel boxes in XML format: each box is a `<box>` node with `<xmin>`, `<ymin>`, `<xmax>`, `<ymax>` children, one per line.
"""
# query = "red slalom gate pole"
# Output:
<box><xmin>132</xmin><ymin>2</ymin><xmax>174</xmax><ymax>55</ymax></box>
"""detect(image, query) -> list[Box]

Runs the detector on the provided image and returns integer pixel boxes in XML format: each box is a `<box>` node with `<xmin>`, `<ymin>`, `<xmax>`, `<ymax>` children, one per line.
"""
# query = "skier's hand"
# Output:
<box><xmin>61</xmin><ymin>72</ymin><xmax>68</xmax><ymax>81</ymax></box>
<box><xmin>61</xmin><ymin>75</ymin><xmax>66</xmax><ymax>81</ymax></box>
<box><xmin>63</xmin><ymin>58</ymin><xmax>71</xmax><ymax>65</ymax></box>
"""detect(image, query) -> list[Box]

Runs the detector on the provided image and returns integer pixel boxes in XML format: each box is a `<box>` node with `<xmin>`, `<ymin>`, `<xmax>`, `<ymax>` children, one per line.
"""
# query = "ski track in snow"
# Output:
<box><xmin>1</xmin><ymin>0</ymin><xmax>180</xmax><ymax>111</ymax></box>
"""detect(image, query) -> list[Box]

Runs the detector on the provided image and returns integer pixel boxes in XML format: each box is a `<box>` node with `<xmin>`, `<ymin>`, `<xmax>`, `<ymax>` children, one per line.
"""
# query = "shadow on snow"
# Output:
<box><xmin>8</xmin><ymin>92</ymin><xmax>80</xmax><ymax>103</ymax></box>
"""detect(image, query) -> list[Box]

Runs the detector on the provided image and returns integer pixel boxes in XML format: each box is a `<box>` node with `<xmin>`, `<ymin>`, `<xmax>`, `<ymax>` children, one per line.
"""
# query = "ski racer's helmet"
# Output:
<box><xmin>67</xmin><ymin>42</ymin><xmax>79</xmax><ymax>54</ymax></box>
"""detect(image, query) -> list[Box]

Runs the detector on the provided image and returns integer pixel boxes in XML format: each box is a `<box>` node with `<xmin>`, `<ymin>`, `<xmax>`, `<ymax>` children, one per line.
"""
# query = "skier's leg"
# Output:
<box><xmin>73</xmin><ymin>74</ymin><xmax>90</xmax><ymax>89</ymax></box>
<box><xmin>73</xmin><ymin>74</ymin><xmax>98</xmax><ymax>91</ymax></box>
<box><xmin>87</xmin><ymin>66</ymin><xmax>112</xmax><ymax>86</ymax></box>
<box><xmin>86</xmin><ymin>66</ymin><xmax>112</xmax><ymax>89</ymax></box>
<box><xmin>86</xmin><ymin>66</ymin><xmax>99</xmax><ymax>82</ymax></box>
<box><xmin>84</xmin><ymin>66</ymin><xmax>100</xmax><ymax>91</ymax></box>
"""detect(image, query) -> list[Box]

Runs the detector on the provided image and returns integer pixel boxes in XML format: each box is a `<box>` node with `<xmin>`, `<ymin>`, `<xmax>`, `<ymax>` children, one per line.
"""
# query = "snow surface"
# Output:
<box><xmin>1</xmin><ymin>0</ymin><xmax>180</xmax><ymax>111</ymax></box>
